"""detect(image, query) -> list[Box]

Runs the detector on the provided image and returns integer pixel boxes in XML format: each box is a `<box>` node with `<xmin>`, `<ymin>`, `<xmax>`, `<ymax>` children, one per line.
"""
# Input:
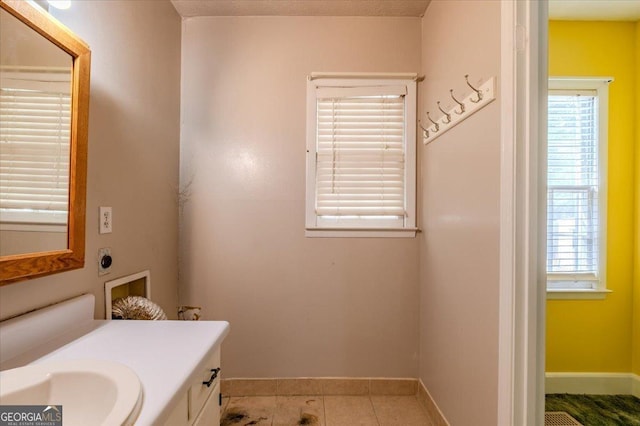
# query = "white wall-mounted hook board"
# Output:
<box><xmin>422</xmin><ymin>76</ymin><xmax>496</xmax><ymax>145</ymax></box>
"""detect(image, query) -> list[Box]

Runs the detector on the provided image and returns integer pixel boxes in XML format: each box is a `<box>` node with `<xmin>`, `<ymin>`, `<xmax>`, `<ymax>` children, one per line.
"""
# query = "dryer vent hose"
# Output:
<box><xmin>111</xmin><ymin>295</ymin><xmax>167</xmax><ymax>320</ymax></box>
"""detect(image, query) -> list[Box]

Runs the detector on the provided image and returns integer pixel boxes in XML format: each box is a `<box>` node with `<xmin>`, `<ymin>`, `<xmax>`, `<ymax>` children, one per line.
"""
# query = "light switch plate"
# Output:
<box><xmin>99</xmin><ymin>206</ymin><xmax>112</xmax><ymax>234</ymax></box>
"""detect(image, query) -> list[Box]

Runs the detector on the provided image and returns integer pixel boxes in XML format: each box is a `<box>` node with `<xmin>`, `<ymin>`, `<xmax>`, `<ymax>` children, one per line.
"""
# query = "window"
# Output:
<box><xmin>0</xmin><ymin>68</ymin><xmax>71</xmax><ymax>231</ymax></box>
<box><xmin>546</xmin><ymin>78</ymin><xmax>610</xmax><ymax>297</ymax></box>
<box><xmin>305</xmin><ymin>75</ymin><xmax>417</xmax><ymax>237</ymax></box>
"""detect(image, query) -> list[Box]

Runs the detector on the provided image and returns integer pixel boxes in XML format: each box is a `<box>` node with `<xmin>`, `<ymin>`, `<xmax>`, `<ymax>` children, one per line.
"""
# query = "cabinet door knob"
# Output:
<box><xmin>203</xmin><ymin>367</ymin><xmax>221</xmax><ymax>387</ymax></box>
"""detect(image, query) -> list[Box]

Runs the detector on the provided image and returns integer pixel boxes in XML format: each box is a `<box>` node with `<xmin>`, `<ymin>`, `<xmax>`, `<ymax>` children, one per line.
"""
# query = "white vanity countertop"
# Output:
<box><xmin>24</xmin><ymin>320</ymin><xmax>229</xmax><ymax>425</ymax></box>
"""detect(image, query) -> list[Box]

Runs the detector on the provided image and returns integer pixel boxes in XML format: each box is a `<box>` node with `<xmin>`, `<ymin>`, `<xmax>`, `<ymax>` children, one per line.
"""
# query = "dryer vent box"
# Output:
<box><xmin>104</xmin><ymin>270</ymin><xmax>151</xmax><ymax>320</ymax></box>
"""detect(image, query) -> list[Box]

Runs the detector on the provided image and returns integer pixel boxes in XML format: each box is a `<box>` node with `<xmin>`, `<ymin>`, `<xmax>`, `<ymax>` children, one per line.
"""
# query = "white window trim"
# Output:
<box><xmin>546</xmin><ymin>288</ymin><xmax>611</xmax><ymax>300</ymax></box>
<box><xmin>546</xmin><ymin>77</ymin><xmax>611</xmax><ymax>299</ymax></box>
<box><xmin>305</xmin><ymin>75</ymin><xmax>417</xmax><ymax>238</ymax></box>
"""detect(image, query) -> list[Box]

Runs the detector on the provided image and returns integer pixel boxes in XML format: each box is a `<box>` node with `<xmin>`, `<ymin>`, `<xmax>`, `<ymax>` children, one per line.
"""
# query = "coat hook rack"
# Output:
<box><xmin>421</xmin><ymin>75</ymin><xmax>496</xmax><ymax>145</ymax></box>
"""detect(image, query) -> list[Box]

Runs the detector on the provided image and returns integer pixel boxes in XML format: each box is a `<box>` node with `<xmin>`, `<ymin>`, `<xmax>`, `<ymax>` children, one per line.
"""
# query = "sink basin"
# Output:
<box><xmin>0</xmin><ymin>359</ymin><xmax>143</xmax><ymax>426</ymax></box>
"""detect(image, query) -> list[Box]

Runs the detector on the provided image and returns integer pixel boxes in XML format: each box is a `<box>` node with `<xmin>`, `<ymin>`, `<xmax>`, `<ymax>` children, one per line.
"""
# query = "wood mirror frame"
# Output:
<box><xmin>0</xmin><ymin>0</ymin><xmax>90</xmax><ymax>285</ymax></box>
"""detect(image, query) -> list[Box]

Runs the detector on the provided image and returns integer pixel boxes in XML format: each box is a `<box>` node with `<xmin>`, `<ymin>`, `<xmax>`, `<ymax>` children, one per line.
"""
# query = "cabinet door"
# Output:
<box><xmin>189</xmin><ymin>349</ymin><xmax>221</xmax><ymax>421</ymax></box>
<box><xmin>163</xmin><ymin>392</ymin><xmax>189</xmax><ymax>426</ymax></box>
<box><xmin>192</xmin><ymin>382</ymin><xmax>220</xmax><ymax>426</ymax></box>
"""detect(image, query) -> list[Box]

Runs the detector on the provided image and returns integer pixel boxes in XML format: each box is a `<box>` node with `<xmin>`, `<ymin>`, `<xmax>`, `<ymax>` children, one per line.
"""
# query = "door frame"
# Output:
<box><xmin>498</xmin><ymin>1</ymin><xmax>547</xmax><ymax>424</ymax></box>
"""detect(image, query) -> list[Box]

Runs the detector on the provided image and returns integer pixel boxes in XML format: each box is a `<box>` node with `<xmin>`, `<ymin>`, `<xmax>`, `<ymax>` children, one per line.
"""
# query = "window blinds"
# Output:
<box><xmin>0</xmin><ymin>72</ymin><xmax>71</xmax><ymax>224</ymax></box>
<box><xmin>547</xmin><ymin>91</ymin><xmax>599</xmax><ymax>278</ymax></box>
<box><xmin>315</xmin><ymin>86</ymin><xmax>406</xmax><ymax>220</ymax></box>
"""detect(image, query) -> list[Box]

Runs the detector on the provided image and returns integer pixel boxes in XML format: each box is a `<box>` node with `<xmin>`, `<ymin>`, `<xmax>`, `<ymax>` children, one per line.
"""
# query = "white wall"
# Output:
<box><xmin>418</xmin><ymin>1</ymin><xmax>502</xmax><ymax>425</ymax></box>
<box><xmin>179</xmin><ymin>16</ymin><xmax>421</xmax><ymax>378</ymax></box>
<box><xmin>0</xmin><ymin>1</ymin><xmax>181</xmax><ymax>321</ymax></box>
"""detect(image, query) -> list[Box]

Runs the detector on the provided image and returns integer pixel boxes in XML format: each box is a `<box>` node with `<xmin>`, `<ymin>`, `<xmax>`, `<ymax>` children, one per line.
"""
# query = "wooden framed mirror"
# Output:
<box><xmin>0</xmin><ymin>0</ymin><xmax>90</xmax><ymax>284</ymax></box>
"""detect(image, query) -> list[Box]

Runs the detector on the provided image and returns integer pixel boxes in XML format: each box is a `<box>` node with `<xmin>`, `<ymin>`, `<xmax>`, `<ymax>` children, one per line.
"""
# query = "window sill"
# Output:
<box><xmin>546</xmin><ymin>289</ymin><xmax>612</xmax><ymax>300</ymax></box>
<box><xmin>305</xmin><ymin>228</ymin><xmax>418</xmax><ymax>238</ymax></box>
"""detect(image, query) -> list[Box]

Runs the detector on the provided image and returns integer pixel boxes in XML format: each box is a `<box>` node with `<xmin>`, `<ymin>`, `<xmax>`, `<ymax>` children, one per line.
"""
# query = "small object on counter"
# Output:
<box><xmin>177</xmin><ymin>305</ymin><xmax>201</xmax><ymax>321</ymax></box>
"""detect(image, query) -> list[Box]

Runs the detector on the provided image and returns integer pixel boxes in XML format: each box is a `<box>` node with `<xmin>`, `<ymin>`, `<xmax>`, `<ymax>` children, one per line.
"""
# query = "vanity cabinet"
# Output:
<box><xmin>0</xmin><ymin>295</ymin><xmax>230</xmax><ymax>426</ymax></box>
<box><xmin>190</xmin><ymin>349</ymin><xmax>221</xmax><ymax>422</ymax></box>
<box><xmin>164</xmin><ymin>348</ymin><xmax>221</xmax><ymax>426</ymax></box>
<box><xmin>193</xmin><ymin>382</ymin><xmax>221</xmax><ymax>425</ymax></box>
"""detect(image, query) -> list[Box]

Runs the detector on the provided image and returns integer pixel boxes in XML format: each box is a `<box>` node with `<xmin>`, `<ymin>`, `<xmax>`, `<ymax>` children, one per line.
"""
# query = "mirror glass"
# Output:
<box><xmin>0</xmin><ymin>8</ymin><xmax>73</xmax><ymax>256</ymax></box>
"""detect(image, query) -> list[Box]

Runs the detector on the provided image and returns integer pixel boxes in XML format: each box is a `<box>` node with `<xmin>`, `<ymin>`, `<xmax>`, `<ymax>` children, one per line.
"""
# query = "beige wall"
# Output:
<box><xmin>0</xmin><ymin>7</ymin><xmax>71</xmax><ymax>68</ymax></box>
<box><xmin>418</xmin><ymin>1</ymin><xmax>501</xmax><ymax>425</ymax></box>
<box><xmin>0</xmin><ymin>1</ymin><xmax>181</xmax><ymax>321</ymax></box>
<box><xmin>179</xmin><ymin>16</ymin><xmax>421</xmax><ymax>378</ymax></box>
<box><xmin>0</xmin><ymin>231</ymin><xmax>66</xmax><ymax>256</ymax></box>
<box><xmin>0</xmin><ymin>3</ymin><xmax>511</xmax><ymax>415</ymax></box>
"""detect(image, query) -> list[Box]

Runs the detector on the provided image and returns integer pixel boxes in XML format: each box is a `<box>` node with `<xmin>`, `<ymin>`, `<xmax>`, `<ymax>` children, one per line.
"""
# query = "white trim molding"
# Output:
<box><xmin>546</xmin><ymin>289</ymin><xmax>612</xmax><ymax>300</ymax></box>
<box><xmin>498</xmin><ymin>1</ymin><xmax>547</xmax><ymax>425</ymax></box>
<box><xmin>546</xmin><ymin>372</ymin><xmax>640</xmax><ymax>397</ymax></box>
<box><xmin>546</xmin><ymin>77</ymin><xmax>611</xmax><ymax>295</ymax></box>
<box><xmin>305</xmin><ymin>76</ymin><xmax>417</xmax><ymax>238</ymax></box>
<box><xmin>308</xmin><ymin>72</ymin><xmax>420</xmax><ymax>81</ymax></box>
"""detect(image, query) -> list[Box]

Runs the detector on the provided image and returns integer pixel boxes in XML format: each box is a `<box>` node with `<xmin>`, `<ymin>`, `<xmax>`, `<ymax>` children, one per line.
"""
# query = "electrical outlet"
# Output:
<box><xmin>99</xmin><ymin>206</ymin><xmax>112</xmax><ymax>234</ymax></box>
<box><xmin>98</xmin><ymin>247</ymin><xmax>112</xmax><ymax>276</ymax></box>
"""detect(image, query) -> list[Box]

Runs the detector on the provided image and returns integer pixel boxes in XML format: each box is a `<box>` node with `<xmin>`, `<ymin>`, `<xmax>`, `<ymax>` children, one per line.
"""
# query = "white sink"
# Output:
<box><xmin>0</xmin><ymin>359</ymin><xmax>143</xmax><ymax>426</ymax></box>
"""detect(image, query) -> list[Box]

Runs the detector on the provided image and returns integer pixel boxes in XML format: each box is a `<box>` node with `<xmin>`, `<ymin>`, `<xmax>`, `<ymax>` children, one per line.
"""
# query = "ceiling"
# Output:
<box><xmin>170</xmin><ymin>0</ymin><xmax>640</xmax><ymax>20</ymax></box>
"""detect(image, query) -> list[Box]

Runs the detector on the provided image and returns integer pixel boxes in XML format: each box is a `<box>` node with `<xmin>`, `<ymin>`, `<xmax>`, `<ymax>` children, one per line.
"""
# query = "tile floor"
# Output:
<box><xmin>221</xmin><ymin>394</ymin><xmax>434</xmax><ymax>426</ymax></box>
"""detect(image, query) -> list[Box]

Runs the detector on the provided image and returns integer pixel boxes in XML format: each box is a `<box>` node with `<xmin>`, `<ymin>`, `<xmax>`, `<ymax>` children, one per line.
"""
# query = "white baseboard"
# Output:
<box><xmin>546</xmin><ymin>372</ymin><xmax>640</xmax><ymax>396</ymax></box>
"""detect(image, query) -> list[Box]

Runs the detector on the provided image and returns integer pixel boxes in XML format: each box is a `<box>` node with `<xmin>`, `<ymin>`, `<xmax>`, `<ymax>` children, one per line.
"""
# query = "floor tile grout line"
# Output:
<box><xmin>321</xmin><ymin>394</ymin><xmax>326</xmax><ymax>426</ymax></box>
<box><xmin>412</xmin><ymin>393</ymin><xmax>433</xmax><ymax>425</ymax></box>
<box><xmin>368</xmin><ymin>395</ymin><xmax>382</xmax><ymax>426</ymax></box>
<box><xmin>223</xmin><ymin>393</ymin><xmax>439</xmax><ymax>426</ymax></box>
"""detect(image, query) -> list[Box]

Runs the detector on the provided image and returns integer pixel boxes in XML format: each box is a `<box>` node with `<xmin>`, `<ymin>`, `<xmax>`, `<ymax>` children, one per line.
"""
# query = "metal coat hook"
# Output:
<box><xmin>449</xmin><ymin>89</ymin><xmax>465</xmax><ymax>114</ymax></box>
<box><xmin>426</xmin><ymin>112</ymin><xmax>439</xmax><ymax>132</ymax></box>
<box><xmin>418</xmin><ymin>120</ymin><xmax>430</xmax><ymax>138</ymax></box>
<box><xmin>465</xmin><ymin>74</ymin><xmax>483</xmax><ymax>103</ymax></box>
<box><xmin>437</xmin><ymin>101</ymin><xmax>451</xmax><ymax>124</ymax></box>
<box><xmin>421</xmin><ymin>75</ymin><xmax>496</xmax><ymax>145</ymax></box>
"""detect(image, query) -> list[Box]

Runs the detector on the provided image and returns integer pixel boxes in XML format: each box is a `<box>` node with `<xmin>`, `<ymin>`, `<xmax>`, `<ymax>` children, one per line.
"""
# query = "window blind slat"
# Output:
<box><xmin>547</xmin><ymin>92</ymin><xmax>599</xmax><ymax>276</ymax></box>
<box><xmin>315</xmin><ymin>93</ymin><xmax>406</xmax><ymax>218</ymax></box>
<box><xmin>0</xmin><ymin>79</ymin><xmax>71</xmax><ymax>221</ymax></box>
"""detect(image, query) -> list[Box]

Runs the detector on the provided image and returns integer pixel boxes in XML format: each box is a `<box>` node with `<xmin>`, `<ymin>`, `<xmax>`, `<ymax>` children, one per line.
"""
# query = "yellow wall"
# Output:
<box><xmin>546</xmin><ymin>21</ymin><xmax>637</xmax><ymax>373</ymax></box>
<box><xmin>634</xmin><ymin>21</ymin><xmax>640</xmax><ymax>376</ymax></box>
